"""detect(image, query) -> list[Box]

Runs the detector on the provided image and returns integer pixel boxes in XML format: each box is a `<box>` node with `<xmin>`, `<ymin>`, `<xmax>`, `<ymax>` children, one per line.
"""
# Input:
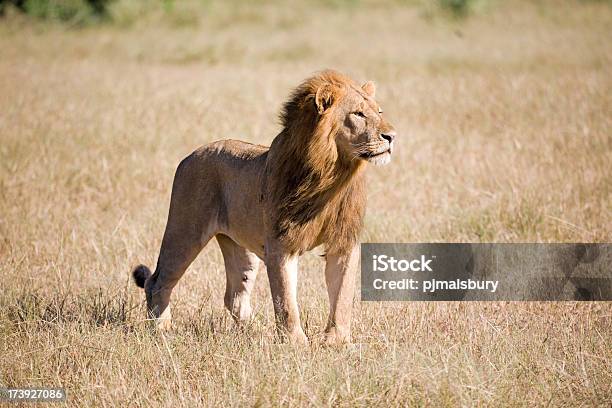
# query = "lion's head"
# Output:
<box><xmin>266</xmin><ymin>70</ymin><xmax>396</xmax><ymax>254</ymax></box>
<box><xmin>279</xmin><ymin>69</ymin><xmax>397</xmax><ymax>168</ymax></box>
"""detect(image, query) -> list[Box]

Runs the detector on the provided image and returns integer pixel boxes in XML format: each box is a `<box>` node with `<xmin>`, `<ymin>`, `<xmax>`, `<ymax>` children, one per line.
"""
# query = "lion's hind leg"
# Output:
<box><xmin>142</xmin><ymin>194</ymin><xmax>217</xmax><ymax>330</ymax></box>
<box><xmin>143</xmin><ymin>228</ymin><xmax>210</xmax><ymax>330</ymax></box>
<box><xmin>217</xmin><ymin>234</ymin><xmax>260</xmax><ymax>322</ymax></box>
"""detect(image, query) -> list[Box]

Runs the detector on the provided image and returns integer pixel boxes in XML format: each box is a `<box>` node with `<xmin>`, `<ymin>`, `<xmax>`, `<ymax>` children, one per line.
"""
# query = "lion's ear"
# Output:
<box><xmin>362</xmin><ymin>81</ymin><xmax>376</xmax><ymax>98</ymax></box>
<box><xmin>315</xmin><ymin>84</ymin><xmax>335</xmax><ymax>114</ymax></box>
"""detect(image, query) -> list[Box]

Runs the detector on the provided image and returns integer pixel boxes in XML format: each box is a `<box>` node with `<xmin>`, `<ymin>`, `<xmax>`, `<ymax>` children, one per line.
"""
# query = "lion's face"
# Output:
<box><xmin>316</xmin><ymin>80</ymin><xmax>396</xmax><ymax>166</ymax></box>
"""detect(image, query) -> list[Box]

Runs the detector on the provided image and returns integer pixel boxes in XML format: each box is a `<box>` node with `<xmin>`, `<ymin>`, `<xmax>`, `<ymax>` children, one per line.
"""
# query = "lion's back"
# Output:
<box><xmin>191</xmin><ymin>139</ymin><xmax>267</xmax><ymax>164</ymax></box>
<box><xmin>177</xmin><ymin>139</ymin><xmax>269</xmax><ymax>191</ymax></box>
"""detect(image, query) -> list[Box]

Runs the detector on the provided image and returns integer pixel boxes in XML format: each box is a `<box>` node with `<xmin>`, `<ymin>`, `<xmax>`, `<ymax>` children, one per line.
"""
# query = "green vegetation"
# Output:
<box><xmin>0</xmin><ymin>0</ymin><xmax>506</xmax><ymax>25</ymax></box>
<box><xmin>1</xmin><ymin>0</ymin><xmax>111</xmax><ymax>23</ymax></box>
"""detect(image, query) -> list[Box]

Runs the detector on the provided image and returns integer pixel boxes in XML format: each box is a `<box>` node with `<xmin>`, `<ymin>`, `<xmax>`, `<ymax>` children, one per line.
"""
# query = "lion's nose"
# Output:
<box><xmin>381</xmin><ymin>131</ymin><xmax>396</xmax><ymax>144</ymax></box>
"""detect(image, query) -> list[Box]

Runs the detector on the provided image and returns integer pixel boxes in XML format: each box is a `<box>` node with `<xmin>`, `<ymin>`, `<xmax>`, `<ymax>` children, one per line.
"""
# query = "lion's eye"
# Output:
<box><xmin>352</xmin><ymin>111</ymin><xmax>367</xmax><ymax>119</ymax></box>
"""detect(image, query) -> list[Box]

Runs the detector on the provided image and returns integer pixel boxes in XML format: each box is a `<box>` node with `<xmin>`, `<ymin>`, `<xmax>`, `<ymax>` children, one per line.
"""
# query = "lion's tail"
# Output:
<box><xmin>132</xmin><ymin>264</ymin><xmax>152</xmax><ymax>289</ymax></box>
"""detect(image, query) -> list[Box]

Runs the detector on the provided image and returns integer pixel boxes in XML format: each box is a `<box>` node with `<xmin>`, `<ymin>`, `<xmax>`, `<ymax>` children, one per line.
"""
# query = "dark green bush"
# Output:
<box><xmin>437</xmin><ymin>0</ymin><xmax>474</xmax><ymax>17</ymax></box>
<box><xmin>0</xmin><ymin>0</ymin><xmax>112</xmax><ymax>23</ymax></box>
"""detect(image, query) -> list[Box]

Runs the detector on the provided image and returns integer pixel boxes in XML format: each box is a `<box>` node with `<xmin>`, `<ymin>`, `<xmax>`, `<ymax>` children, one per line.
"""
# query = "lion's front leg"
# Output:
<box><xmin>265</xmin><ymin>243</ymin><xmax>307</xmax><ymax>345</ymax></box>
<box><xmin>324</xmin><ymin>245</ymin><xmax>359</xmax><ymax>345</ymax></box>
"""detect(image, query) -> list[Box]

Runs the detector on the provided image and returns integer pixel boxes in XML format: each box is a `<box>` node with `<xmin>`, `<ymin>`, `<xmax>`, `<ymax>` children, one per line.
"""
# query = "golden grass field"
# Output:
<box><xmin>0</xmin><ymin>0</ymin><xmax>611</xmax><ymax>406</ymax></box>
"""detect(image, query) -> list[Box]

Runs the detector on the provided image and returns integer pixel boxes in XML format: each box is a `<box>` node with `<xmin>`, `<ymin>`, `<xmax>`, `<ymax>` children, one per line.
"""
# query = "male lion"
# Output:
<box><xmin>132</xmin><ymin>70</ymin><xmax>396</xmax><ymax>344</ymax></box>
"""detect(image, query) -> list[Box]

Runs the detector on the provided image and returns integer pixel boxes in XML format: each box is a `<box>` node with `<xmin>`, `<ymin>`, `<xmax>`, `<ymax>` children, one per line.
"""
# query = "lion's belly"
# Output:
<box><xmin>218</xmin><ymin>202</ymin><xmax>266</xmax><ymax>259</ymax></box>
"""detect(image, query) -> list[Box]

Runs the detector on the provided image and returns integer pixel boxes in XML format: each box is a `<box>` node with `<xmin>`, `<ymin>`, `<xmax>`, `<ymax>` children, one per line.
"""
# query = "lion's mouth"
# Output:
<box><xmin>360</xmin><ymin>149</ymin><xmax>390</xmax><ymax>159</ymax></box>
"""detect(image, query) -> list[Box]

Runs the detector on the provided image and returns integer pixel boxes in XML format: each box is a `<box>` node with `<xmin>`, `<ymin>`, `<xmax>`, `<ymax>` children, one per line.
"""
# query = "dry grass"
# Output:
<box><xmin>1</xmin><ymin>0</ymin><xmax>611</xmax><ymax>406</ymax></box>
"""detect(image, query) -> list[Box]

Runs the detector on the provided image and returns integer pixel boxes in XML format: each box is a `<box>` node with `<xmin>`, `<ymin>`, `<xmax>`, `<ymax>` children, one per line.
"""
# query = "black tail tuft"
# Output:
<box><xmin>132</xmin><ymin>264</ymin><xmax>152</xmax><ymax>288</ymax></box>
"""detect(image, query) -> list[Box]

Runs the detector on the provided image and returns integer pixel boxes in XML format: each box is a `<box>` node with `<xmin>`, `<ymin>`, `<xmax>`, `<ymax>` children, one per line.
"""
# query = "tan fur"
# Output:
<box><xmin>132</xmin><ymin>70</ymin><xmax>397</xmax><ymax>344</ymax></box>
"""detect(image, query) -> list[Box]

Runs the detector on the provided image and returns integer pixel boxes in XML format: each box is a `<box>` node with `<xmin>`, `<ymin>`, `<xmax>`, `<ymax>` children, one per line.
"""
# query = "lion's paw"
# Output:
<box><xmin>324</xmin><ymin>327</ymin><xmax>351</xmax><ymax>346</ymax></box>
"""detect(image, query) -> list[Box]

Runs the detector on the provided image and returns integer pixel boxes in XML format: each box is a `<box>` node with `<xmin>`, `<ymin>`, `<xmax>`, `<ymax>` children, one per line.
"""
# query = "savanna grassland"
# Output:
<box><xmin>0</xmin><ymin>0</ymin><xmax>611</xmax><ymax>406</ymax></box>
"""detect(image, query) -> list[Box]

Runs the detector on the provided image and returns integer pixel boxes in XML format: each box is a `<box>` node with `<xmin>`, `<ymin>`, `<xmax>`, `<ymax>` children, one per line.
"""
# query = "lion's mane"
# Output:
<box><xmin>263</xmin><ymin>70</ymin><xmax>367</xmax><ymax>255</ymax></box>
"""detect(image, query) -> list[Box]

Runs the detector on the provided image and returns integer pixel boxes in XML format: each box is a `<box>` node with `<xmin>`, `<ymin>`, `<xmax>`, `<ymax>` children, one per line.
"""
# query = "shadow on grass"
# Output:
<box><xmin>3</xmin><ymin>288</ymin><xmax>271</xmax><ymax>343</ymax></box>
<box><xmin>5</xmin><ymin>288</ymin><xmax>138</xmax><ymax>328</ymax></box>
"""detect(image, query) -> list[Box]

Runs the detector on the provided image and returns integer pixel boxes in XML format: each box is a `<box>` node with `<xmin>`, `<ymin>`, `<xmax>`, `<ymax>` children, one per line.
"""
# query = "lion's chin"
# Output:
<box><xmin>364</xmin><ymin>151</ymin><xmax>391</xmax><ymax>166</ymax></box>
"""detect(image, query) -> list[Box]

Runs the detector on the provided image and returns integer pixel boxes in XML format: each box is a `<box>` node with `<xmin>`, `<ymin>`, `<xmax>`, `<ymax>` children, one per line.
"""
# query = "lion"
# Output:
<box><xmin>132</xmin><ymin>70</ymin><xmax>396</xmax><ymax>344</ymax></box>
